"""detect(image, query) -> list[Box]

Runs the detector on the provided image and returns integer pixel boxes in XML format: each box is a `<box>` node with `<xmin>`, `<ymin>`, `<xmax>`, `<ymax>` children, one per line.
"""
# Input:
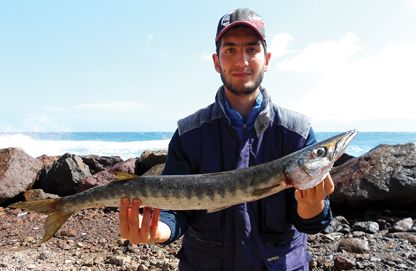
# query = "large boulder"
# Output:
<box><xmin>77</xmin><ymin>158</ymin><xmax>138</xmax><ymax>192</ymax></box>
<box><xmin>330</xmin><ymin>143</ymin><xmax>416</xmax><ymax>209</ymax></box>
<box><xmin>0</xmin><ymin>148</ymin><xmax>42</xmax><ymax>203</ymax></box>
<box><xmin>40</xmin><ymin>153</ymin><xmax>92</xmax><ymax>196</ymax></box>
<box><xmin>136</xmin><ymin>150</ymin><xmax>167</xmax><ymax>175</ymax></box>
<box><xmin>81</xmin><ymin>155</ymin><xmax>123</xmax><ymax>175</ymax></box>
<box><xmin>34</xmin><ymin>154</ymin><xmax>61</xmax><ymax>188</ymax></box>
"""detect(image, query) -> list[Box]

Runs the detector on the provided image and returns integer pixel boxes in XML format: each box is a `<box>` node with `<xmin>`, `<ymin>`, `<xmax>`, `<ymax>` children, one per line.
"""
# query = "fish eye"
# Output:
<box><xmin>314</xmin><ymin>147</ymin><xmax>326</xmax><ymax>157</ymax></box>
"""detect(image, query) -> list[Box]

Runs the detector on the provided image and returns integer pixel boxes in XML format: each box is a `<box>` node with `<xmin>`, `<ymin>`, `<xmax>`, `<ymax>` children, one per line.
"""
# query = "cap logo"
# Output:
<box><xmin>221</xmin><ymin>14</ymin><xmax>231</xmax><ymax>27</ymax></box>
<box><xmin>248</xmin><ymin>14</ymin><xmax>262</xmax><ymax>22</ymax></box>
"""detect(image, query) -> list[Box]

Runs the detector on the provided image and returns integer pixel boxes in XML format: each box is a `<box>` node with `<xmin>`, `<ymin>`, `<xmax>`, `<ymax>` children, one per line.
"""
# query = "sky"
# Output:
<box><xmin>1</xmin><ymin>0</ymin><xmax>416</xmax><ymax>132</ymax></box>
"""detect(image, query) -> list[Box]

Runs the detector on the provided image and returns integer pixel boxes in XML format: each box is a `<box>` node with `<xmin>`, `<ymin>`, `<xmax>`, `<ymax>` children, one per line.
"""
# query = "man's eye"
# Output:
<box><xmin>248</xmin><ymin>48</ymin><xmax>259</xmax><ymax>54</ymax></box>
<box><xmin>224</xmin><ymin>48</ymin><xmax>234</xmax><ymax>54</ymax></box>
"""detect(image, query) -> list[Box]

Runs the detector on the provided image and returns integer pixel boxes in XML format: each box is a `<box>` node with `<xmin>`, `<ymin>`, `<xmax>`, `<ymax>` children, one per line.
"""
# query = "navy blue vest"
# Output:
<box><xmin>162</xmin><ymin>87</ymin><xmax>314</xmax><ymax>271</ymax></box>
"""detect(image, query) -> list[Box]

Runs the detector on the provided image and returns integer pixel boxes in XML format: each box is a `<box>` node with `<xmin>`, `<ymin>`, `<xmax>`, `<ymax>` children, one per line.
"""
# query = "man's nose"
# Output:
<box><xmin>235</xmin><ymin>51</ymin><xmax>249</xmax><ymax>67</ymax></box>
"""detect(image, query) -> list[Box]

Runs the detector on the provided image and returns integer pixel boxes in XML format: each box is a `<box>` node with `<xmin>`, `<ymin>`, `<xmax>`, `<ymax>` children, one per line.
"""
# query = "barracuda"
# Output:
<box><xmin>10</xmin><ymin>130</ymin><xmax>357</xmax><ymax>242</ymax></box>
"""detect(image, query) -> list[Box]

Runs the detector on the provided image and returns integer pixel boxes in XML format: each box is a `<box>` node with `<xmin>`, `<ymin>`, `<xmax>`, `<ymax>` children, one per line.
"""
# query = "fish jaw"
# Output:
<box><xmin>285</xmin><ymin>129</ymin><xmax>357</xmax><ymax>190</ymax></box>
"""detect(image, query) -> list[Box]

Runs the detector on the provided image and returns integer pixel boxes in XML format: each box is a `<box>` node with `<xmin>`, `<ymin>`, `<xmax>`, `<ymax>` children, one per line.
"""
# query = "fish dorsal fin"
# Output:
<box><xmin>112</xmin><ymin>171</ymin><xmax>137</xmax><ymax>181</ymax></box>
<box><xmin>207</xmin><ymin>205</ymin><xmax>233</xmax><ymax>213</ymax></box>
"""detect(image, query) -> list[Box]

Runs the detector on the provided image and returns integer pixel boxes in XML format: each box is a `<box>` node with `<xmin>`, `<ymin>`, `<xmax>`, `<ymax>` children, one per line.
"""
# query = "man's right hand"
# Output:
<box><xmin>119</xmin><ymin>197</ymin><xmax>171</xmax><ymax>244</ymax></box>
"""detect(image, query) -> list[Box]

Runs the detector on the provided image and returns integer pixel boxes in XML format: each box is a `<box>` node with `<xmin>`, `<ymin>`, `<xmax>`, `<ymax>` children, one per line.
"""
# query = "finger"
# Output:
<box><xmin>140</xmin><ymin>207</ymin><xmax>152</xmax><ymax>242</ymax></box>
<box><xmin>150</xmin><ymin>209</ymin><xmax>160</xmax><ymax>237</ymax></box>
<box><xmin>150</xmin><ymin>208</ymin><xmax>160</xmax><ymax>239</ymax></box>
<box><xmin>129</xmin><ymin>198</ymin><xmax>141</xmax><ymax>244</ymax></box>
<box><xmin>119</xmin><ymin>197</ymin><xmax>130</xmax><ymax>239</ymax></box>
<box><xmin>314</xmin><ymin>180</ymin><xmax>326</xmax><ymax>201</ymax></box>
<box><xmin>294</xmin><ymin>189</ymin><xmax>304</xmax><ymax>202</ymax></box>
<box><xmin>323</xmin><ymin>174</ymin><xmax>335</xmax><ymax>196</ymax></box>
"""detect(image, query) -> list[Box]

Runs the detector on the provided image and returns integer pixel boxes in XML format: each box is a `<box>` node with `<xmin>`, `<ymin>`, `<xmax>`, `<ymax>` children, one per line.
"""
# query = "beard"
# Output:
<box><xmin>220</xmin><ymin>68</ymin><xmax>264</xmax><ymax>96</ymax></box>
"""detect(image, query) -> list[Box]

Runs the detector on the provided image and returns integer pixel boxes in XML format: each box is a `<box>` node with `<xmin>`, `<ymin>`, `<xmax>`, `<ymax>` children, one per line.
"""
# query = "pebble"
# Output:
<box><xmin>60</xmin><ymin>229</ymin><xmax>77</xmax><ymax>237</ymax></box>
<box><xmin>338</xmin><ymin>238</ymin><xmax>370</xmax><ymax>253</ymax></box>
<box><xmin>38</xmin><ymin>252</ymin><xmax>49</xmax><ymax>261</ymax></box>
<box><xmin>106</xmin><ymin>255</ymin><xmax>130</xmax><ymax>266</ymax></box>
<box><xmin>24</xmin><ymin>236</ymin><xmax>36</xmax><ymax>244</ymax></box>
<box><xmin>138</xmin><ymin>264</ymin><xmax>149</xmax><ymax>271</ymax></box>
<box><xmin>27</xmin><ymin>264</ymin><xmax>37</xmax><ymax>269</ymax></box>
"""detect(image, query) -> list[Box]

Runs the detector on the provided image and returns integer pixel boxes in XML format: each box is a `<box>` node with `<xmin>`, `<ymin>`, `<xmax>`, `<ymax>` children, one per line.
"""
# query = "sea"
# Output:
<box><xmin>1</xmin><ymin>131</ymin><xmax>416</xmax><ymax>160</ymax></box>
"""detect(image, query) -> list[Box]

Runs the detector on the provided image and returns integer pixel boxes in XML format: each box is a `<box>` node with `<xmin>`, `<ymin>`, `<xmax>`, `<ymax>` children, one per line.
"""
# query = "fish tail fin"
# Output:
<box><xmin>42</xmin><ymin>210</ymin><xmax>73</xmax><ymax>242</ymax></box>
<box><xmin>9</xmin><ymin>198</ymin><xmax>74</xmax><ymax>242</ymax></box>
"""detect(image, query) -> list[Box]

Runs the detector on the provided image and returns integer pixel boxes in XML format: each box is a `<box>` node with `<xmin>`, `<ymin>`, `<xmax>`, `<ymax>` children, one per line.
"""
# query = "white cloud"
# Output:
<box><xmin>199</xmin><ymin>52</ymin><xmax>212</xmax><ymax>61</ymax></box>
<box><xmin>284</xmin><ymin>39</ymin><xmax>416</xmax><ymax>127</ymax></box>
<box><xmin>269</xmin><ymin>32</ymin><xmax>294</xmax><ymax>59</ymax></box>
<box><xmin>43</xmin><ymin>106</ymin><xmax>70</xmax><ymax>112</ymax></box>
<box><xmin>410</xmin><ymin>0</ymin><xmax>416</xmax><ymax>9</ymax></box>
<box><xmin>277</xmin><ymin>32</ymin><xmax>363</xmax><ymax>73</ymax></box>
<box><xmin>74</xmin><ymin>101</ymin><xmax>148</xmax><ymax>113</ymax></box>
<box><xmin>146</xmin><ymin>34</ymin><xmax>154</xmax><ymax>45</ymax></box>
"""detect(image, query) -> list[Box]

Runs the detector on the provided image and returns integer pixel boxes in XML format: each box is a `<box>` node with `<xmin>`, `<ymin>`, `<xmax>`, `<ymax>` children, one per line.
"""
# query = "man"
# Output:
<box><xmin>120</xmin><ymin>8</ymin><xmax>334</xmax><ymax>270</ymax></box>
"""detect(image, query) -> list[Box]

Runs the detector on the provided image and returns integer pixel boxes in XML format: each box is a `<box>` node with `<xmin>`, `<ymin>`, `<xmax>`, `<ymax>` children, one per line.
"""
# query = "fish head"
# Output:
<box><xmin>285</xmin><ymin>129</ymin><xmax>357</xmax><ymax>190</ymax></box>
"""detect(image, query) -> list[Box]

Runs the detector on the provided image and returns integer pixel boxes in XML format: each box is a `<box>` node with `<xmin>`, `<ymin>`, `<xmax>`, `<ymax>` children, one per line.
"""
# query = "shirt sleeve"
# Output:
<box><xmin>158</xmin><ymin>129</ymin><xmax>192</xmax><ymax>245</ymax></box>
<box><xmin>290</xmin><ymin>127</ymin><xmax>334</xmax><ymax>234</ymax></box>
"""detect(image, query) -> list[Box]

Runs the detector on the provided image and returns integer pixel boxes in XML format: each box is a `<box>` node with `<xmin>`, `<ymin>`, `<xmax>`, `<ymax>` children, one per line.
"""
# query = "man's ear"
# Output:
<box><xmin>212</xmin><ymin>53</ymin><xmax>221</xmax><ymax>73</ymax></box>
<box><xmin>264</xmin><ymin>52</ymin><xmax>272</xmax><ymax>72</ymax></box>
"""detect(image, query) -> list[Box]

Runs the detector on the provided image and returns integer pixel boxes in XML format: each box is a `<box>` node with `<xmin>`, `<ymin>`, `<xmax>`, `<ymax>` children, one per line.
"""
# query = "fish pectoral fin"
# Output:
<box><xmin>251</xmin><ymin>185</ymin><xmax>285</xmax><ymax>198</ymax></box>
<box><xmin>206</xmin><ymin>205</ymin><xmax>233</xmax><ymax>213</ymax></box>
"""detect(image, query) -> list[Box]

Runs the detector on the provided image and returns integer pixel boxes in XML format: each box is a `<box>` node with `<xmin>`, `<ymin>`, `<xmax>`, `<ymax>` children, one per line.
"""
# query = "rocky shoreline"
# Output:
<box><xmin>1</xmin><ymin>144</ymin><xmax>415</xmax><ymax>270</ymax></box>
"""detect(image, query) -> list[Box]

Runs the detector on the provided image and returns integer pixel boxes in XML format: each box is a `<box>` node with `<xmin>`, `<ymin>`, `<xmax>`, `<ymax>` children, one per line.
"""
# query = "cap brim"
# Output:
<box><xmin>215</xmin><ymin>21</ymin><xmax>265</xmax><ymax>42</ymax></box>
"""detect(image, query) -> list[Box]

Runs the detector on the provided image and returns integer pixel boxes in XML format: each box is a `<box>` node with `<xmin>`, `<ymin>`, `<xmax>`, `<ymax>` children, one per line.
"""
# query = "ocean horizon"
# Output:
<box><xmin>1</xmin><ymin>131</ymin><xmax>416</xmax><ymax>160</ymax></box>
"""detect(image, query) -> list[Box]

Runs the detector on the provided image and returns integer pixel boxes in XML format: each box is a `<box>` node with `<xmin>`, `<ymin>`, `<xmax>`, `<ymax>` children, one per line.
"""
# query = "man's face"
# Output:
<box><xmin>213</xmin><ymin>26</ymin><xmax>271</xmax><ymax>96</ymax></box>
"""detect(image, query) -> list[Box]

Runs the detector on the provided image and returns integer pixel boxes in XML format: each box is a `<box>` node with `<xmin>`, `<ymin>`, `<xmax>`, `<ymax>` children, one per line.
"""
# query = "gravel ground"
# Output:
<box><xmin>0</xmin><ymin>206</ymin><xmax>415</xmax><ymax>271</ymax></box>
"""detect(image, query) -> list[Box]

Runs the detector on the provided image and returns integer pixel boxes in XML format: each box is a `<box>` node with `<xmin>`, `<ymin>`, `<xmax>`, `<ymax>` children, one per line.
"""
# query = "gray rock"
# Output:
<box><xmin>331</xmin><ymin>143</ymin><xmax>416</xmax><ymax>208</ymax></box>
<box><xmin>24</xmin><ymin>189</ymin><xmax>59</xmax><ymax>201</ymax></box>
<box><xmin>81</xmin><ymin>155</ymin><xmax>123</xmax><ymax>175</ymax></box>
<box><xmin>393</xmin><ymin>217</ymin><xmax>414</xmax><ymax>232</ymax></box>
<box><xmin>143</xmin><ymin>163</ymin><xmax>165</xmax><ymax>176</ymax></box>
<box><xmin>138</xmin><ymin>150</ymin><xmax>167</xmax><ymax>173</ymax></box>
<box><xmin>352</xmin><ymin>221</ymin><xmax>379</xmax><ymax>233</ymax></box>
<box><xmin>0</xmin><ymin>148</ymin><xmax>42</xmax><ymax>203</ymax></box>
<box><xmin>338</xmin><ymin>238</ymin><xmax>370</xmax><ymax>253</ymax></box>
<box><xmin>324</xmin><ymin>216</ymin><xmax>350</xmax><ymax>234</ymax></box>
<box><xmin>40</xmin><ymin>153</ymin><xmax>91</xmax><ymax>196</ymax></box>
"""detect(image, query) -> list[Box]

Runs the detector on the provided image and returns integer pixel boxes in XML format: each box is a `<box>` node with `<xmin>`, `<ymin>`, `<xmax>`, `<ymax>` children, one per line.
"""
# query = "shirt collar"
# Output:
<box><xmin>222</xmin><ymin>90</ymin><xmax>264</xmax><ymax>129</ymax></box>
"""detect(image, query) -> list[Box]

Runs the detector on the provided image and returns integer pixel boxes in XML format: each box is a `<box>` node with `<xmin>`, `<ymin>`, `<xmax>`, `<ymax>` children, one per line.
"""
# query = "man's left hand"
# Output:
<box><xmin>294</xmin><ymin>174</ymin><xmax>334</xmax><ymax>219</ymax></box>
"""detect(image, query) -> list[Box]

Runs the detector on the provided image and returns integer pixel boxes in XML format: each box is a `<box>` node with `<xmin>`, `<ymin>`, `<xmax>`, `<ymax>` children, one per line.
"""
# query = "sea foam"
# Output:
<box><xmin>0</xmin><ymin>133</ymin><xmax>169</xmax><ymax>160</ymax></box>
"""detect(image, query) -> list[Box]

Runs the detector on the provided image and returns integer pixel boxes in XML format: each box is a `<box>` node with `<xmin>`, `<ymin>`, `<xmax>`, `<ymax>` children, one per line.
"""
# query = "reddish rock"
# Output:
<box><xmin>334</xmin><ymin>255</ymin><xmax>356</xmax><ymax>270</ymax></box>
<box><xmin>331</xmin><ymin>143</ymin><xmax>416</xmax><ymax>209</ymax></box>
<box><xmin>110</xmin><ymin>158</ymin><xmax>137</xmax><ymax>174</ymax></box>
<box><xmin>0</xmin><ymin>148</ymin><xmax>42</xmax><ymax>203</ymax></box>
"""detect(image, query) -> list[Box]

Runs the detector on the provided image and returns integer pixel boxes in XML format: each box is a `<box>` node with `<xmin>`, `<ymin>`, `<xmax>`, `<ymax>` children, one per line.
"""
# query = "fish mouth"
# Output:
<box><xmin>333</xmin><ymin>129</ymin><xmax>358</xmax><ymax>161</ymax></box>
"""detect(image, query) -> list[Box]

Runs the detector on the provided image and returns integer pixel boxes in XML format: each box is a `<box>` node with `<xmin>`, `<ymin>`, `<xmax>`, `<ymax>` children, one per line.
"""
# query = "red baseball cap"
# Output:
<box><xmin>215</xmin><ymin>8</ymin><xmax>266</xmax><ymax>42</ymax></box>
